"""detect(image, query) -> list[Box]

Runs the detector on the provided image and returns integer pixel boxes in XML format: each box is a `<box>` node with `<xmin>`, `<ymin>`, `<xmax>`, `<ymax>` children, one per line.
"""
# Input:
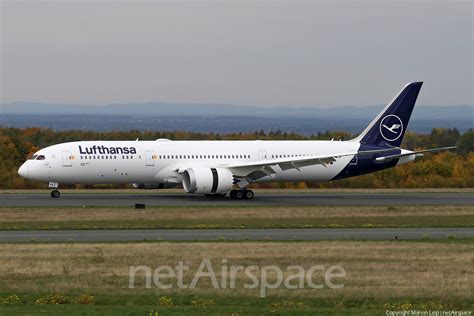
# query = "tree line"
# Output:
<box><xmin>0</xmin><ymin>126</ymin><xmax>472</xmax><ymax>189</ymax></box>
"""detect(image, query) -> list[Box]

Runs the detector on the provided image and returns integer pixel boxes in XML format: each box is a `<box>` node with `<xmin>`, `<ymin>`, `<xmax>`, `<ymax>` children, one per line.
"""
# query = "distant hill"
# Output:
<box><xmin>1</xmin><ymin>102</ymin><xmax>472</xmax><ymax>135</ymax></box>
<box><xmin>1</xmin><ymin>101</ymin><xmax>473</xmax><ymax>119</ymax></box>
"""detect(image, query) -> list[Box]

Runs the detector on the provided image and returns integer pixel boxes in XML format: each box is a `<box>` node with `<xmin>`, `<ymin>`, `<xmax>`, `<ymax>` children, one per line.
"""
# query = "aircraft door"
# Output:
<box><xmin>145</xmin><ymin>151</ymin><xmax>155</xmax><ymax>166</ymax></box>
<box><xmin>62</xmin><ymin>151</ymin><xmax>73</xmax><ymax>167</ymax></box>
<box><xmin>258</xmin><ymin>150</ymin><xmax>267</xmax><ymax>160</ymax></box>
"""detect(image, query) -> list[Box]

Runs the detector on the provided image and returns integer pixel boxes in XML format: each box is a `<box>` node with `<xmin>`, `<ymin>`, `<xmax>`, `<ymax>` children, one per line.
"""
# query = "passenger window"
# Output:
<box><xmin>37</xmin><ymin>155</ymin><xmax>46</xmax><ymax>160</ymax></box>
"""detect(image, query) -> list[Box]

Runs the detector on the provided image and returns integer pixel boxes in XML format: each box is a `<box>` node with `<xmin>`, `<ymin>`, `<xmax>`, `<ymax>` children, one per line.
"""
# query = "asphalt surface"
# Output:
<box><xmin>0</xmin><ymin>228</ymin><xmax>472</xmax><ymax>242</ymax></box>
<box><xmin>0</xmin><ymin>192</ymin><xmax>472</xmax><ymax>206</ymax></box>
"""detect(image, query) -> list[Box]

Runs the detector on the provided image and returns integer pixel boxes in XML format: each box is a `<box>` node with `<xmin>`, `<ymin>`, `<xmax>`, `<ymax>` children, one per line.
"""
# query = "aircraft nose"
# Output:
<box><xmin>18</xmin><ymin>163</ymin><xmax>29</xmax><ymax>178</ymax></box>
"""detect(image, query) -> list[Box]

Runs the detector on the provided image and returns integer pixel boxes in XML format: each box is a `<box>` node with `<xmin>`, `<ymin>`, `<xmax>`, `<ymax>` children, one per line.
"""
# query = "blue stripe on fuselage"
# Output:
<box><xmin>332</xmin><ymin>144</ymin><xmax>401</xmax><ymax>181</ymax></box>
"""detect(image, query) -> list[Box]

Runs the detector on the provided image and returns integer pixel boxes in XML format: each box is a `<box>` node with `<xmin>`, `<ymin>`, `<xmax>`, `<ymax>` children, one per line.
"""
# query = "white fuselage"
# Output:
<box><xmin>19</xmin><ymin>139</ymin><xmax>360</xmax><ymax>185</ymax></box>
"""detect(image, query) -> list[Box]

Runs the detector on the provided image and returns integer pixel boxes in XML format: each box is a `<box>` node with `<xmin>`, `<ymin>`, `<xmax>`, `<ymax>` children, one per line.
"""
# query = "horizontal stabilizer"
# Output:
<box><xmin>375</xmin><ymin>146</ymin><xmax>457</xmax><ymax>162</ymax></box>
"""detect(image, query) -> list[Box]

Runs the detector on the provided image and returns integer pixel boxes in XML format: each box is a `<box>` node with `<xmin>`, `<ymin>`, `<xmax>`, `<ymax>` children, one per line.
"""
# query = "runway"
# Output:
<box><xmin>0</xmin><ymin>228</ymin><xmax>472</xmax><ymax>242</ymax></box>
<box><xmin>0</xmin><ymin>192</ymin><xmax>472</xmax><ymax>207</ymax></box>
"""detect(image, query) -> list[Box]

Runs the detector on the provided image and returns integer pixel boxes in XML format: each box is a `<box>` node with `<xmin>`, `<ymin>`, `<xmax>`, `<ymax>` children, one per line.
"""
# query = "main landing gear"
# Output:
<box><xmin>230</xmin><ymin>189</ymin><xmax>254</xmax><ymax>200</ymax></box>
<box><xmin>49</xmin><ymin>182</ymin><xmax>60</xmax><ymax>198</ymax></box>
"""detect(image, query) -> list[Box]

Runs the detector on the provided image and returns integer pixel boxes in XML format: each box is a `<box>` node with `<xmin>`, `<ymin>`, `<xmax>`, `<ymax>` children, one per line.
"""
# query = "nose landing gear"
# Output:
<box><xmin>230</xmin><ymin>189</ymin><xmax>254</xmax><ymax>200</ymax></box>
<box><xmin>48</xmin><ymin>182</ymin><xmax>60</xmax><ymax>198</ymax></box>
<box><xmin>50</xmin><ymin>190</ymin><xmax>61</xmax><ymax>198</ymax></box>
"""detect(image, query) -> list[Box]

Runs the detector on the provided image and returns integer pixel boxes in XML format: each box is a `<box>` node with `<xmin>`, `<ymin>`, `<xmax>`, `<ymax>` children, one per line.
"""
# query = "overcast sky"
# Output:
<box><xmin>0</xmin><ymin>0</ymin><xmax>472</xmax><ymax>107</ymax></box>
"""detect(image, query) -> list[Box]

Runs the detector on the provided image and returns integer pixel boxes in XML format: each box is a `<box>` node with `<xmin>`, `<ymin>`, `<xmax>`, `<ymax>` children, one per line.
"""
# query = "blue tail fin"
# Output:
<box><xmin>353</xmin><ymin>82</ymin><xmax>423</xmax><ymax>147</ymax></box>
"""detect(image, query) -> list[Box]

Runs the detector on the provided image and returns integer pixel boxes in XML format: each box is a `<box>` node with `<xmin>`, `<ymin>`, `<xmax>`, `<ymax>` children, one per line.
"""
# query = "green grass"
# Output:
<box><xmin>0</xmin><ymin>293</ymin><xmax>470</xmax><ymax>316</ymax></box>
<box><xmin>0</xmin><ymin>241</ymin><xmax>471</xmax><ymax>315</ymax></box>
<box><xmin>1</xmin><ymin>205</ymin><xmax>472</xmax><ymax>230</ymax></box>
<box><xmin>0</xmin><ymin>215</ymin><xmax>473</xmax><ymax>230</ymax></box>
<box><xmin>0</xmin><ymin>302</ymin><xmax>393</xmax><ymax>316</ymax></box>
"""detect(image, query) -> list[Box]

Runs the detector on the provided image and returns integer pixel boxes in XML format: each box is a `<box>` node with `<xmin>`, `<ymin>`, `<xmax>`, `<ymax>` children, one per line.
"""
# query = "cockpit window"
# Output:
<box><xmin>36</xmin><ymin>155</ymin><xmax>46</xmax><ymax>160</ymax></box>
<box><xmin>28</xmin><ymin>155</ymin><xmax>38</xmax><ymax>160</ymax></box>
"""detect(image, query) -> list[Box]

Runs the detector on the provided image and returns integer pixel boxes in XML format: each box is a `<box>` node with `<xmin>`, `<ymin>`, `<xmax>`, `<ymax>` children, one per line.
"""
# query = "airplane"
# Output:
<box><xmin>17</xmin><ymin>82</ymin><xmax>456</xmax><ymax>199</ymax></box>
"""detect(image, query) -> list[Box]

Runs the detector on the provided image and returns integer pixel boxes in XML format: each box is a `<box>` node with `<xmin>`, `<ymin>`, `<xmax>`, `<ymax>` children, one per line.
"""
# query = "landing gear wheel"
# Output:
<box><xmin>243</xmin><ymin>189</ymin><xmax>254</xmax><ymax>200</ymax></box>
<box><xmin>230</xmin><ymin>189</ymin><xmax>253</xmax><ymax>200</ymax></box>
<box><xmin>235</xmin><ymin>190</ymin><xmax>244</xmax><ymax>199</ymax></box>
<box><xmin>50</xmin><ymin>190</ymin><xmax>60</xmax><ymax>198</ymax></box>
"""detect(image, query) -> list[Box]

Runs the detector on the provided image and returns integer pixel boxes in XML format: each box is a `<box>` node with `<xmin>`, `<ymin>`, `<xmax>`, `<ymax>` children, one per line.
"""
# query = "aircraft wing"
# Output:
<box><xmin>220</xmin><ymin>148</ymin><xmax>397</xmax><ymax>178</ymax></box>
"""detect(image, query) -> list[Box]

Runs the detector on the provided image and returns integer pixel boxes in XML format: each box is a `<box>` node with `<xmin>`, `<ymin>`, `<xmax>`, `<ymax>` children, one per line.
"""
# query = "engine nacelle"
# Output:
<box><xmin>132</xmin><ymin>182</ymin><xmax>179</xmax><ymax>189</ymax></box>
<box><xmin>182</xmin><ymin>167</ymin><xmax>234</xmax><ymax>194</ymax></box>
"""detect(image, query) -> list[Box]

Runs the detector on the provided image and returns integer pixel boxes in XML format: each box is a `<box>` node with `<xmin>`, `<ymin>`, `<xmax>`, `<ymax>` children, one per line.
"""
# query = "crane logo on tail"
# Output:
<box><xmin>379</xmin><ymin>115</ymin><xmax>403</xmax><ymax>142</ymax></box>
